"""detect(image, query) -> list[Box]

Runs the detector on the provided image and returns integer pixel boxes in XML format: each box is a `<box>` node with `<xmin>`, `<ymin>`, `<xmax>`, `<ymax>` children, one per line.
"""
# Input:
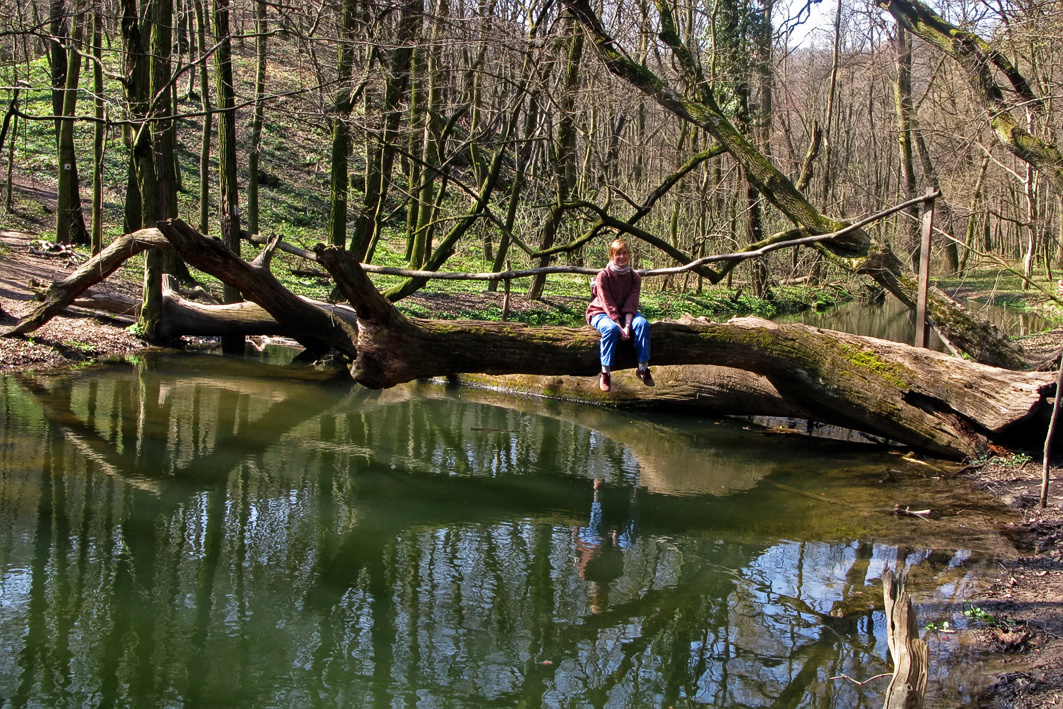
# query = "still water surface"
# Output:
<box><xmin>0</xmin><ymin>354</ymin><xmax>1019</xmax><ymax>706</ymax></box>
<box><xmin>775</xmin><ymin>295</ymin><xmax>1048</xmax><ymax>350</ymax></box>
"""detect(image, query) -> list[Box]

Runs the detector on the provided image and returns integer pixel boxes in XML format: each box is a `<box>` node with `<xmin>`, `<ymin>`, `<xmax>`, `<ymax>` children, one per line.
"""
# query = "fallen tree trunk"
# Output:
<box><xmin>3</xmin><ymin>228</ymin><xmax>169</xmax><ymax>337</ymax></box>
<box><xmin>313</xmin><ymin>242</ymin><xmax>1053</xmax><ymax>459</ymax></box>
<box><xmin>158</xmin><ymin>274</ymin><xmax>357</xmax><ymax>339</ymax></box>
<box><xmin>3</xmin><ymin>220</ymin><xmax>1055</xmax><ymax>459</ymax></box>
<box><xmin>155</xmin><ymin>219</ymin><xmax>359</xmax><ymax>358</ymax></box>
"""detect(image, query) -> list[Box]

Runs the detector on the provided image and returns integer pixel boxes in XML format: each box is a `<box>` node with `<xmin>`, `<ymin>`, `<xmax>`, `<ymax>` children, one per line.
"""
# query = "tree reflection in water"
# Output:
<box><xmin>0</xmin><ymin>354</ymin><xmax>1015</xmax><ymax>706</ymax></box>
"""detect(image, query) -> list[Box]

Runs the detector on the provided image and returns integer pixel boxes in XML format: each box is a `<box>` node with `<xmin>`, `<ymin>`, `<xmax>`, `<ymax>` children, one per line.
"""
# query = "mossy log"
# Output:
<box><xmin>315</xmin><ymin>241</ymin><xmax>1053</xmax><ymax>458</ymax></box>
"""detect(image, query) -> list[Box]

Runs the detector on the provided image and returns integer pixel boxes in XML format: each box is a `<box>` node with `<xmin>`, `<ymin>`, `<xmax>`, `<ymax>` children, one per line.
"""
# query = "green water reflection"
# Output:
<box><xmin>0</xmin><ymin>354</ymin><xmax>1017</xmax><ymax>707</ymax></box>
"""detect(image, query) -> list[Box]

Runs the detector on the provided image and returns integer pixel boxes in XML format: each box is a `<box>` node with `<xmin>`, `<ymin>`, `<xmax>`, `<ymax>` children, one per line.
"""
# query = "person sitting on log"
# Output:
<box><xmin>586</xmin><ymin>238</ymin><xmax>654</xmax><ymax>392</ymax></box>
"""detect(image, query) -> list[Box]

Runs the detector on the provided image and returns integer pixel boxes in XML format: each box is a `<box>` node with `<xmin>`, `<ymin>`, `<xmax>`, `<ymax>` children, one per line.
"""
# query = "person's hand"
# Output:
<box><xmin>620</xmin><ymin>326</ymin><xmax>631</xmax><ymax>340</ymax></box>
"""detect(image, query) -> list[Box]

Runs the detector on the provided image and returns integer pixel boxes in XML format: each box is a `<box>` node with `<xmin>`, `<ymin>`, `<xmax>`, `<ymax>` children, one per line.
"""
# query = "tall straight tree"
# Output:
<box><xmin>213</xmin><ymin>0</ymin><xmax>243</xmax><ymax>353</ymax></box>
<box><xmin>55</xmin><ymin>0</ymin><xmax>88</xmax><ymax>245</ymax></box>
<box><xmin>52</xmin><ymin>0</ymin><xmax>90</xmax><ymax>245</ymax></box>
<box><xmin>892</xmin><ymin>23</ymin><xmax>920</xmax><ymax>268</ymax></box>
<box><xmin>90</xmin><ymin>0</ymin><xmax>104</xmax><ymax>253</ymax></box>
<box><xmin>192</xmin><ymin>0</ymin><xmax>212</xmax><ymax>234</ymax></box>
<box><xmin>119</xmin><ymin>0</ymin><xmax>180</xmax><ymax>340</ymax></box>
<box><xmin>326</xmin><ymin>0</ymin><xmax>360</xmax><ymax>248</ymax></box>
<box><xmin>247</xmin><ymin>0</ymin><xmax>267</xmax><ymax>235</ymax></box>
<box><xmin>527</xmin><ymin>14</ymin><xmax>582</xmax><ymax>300</ymax></box>
<box><xmin>350</xmin><ymin>0</ymin><xmax>419</xmax><ymax>262</ymax></box>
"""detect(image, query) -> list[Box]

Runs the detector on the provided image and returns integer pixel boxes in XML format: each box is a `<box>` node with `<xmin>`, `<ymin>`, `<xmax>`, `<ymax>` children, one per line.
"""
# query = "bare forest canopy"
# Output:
<box><xmin>0</xmin><ymin>0</ymin><xmax>1060</xmax><ymax>304</ymax></box>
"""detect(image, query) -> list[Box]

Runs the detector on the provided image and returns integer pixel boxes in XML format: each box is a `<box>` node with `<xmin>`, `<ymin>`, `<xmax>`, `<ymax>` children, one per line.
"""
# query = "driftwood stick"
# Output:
<box><xmin>882</xmin><ymin>567</ymin><xmax>929</xmax><ymax>708</ymax></box>
<box><xmin>1042</xmin><ymin>358</ymin><xmax>1063</xmax><ymax>507</ymax></box>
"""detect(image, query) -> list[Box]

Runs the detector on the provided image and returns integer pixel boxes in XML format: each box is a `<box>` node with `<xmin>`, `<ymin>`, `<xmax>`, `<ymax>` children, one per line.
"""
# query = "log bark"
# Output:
<box><xmin>158</xmin><ymin>274</ymin><xmax>357</xmax><ymax>339</ymax></box>
<box><xmin>154</xmin><ymin>219</ymin><xmax>359</xmax><ymax>358</ymax></box>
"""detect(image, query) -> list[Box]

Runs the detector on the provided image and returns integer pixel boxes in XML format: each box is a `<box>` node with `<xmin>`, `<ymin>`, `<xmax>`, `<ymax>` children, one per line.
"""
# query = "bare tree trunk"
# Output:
<box><xmin>55</xmin><ymin>0</ymin><xmax>89</xmax><ymax>246</ymax></box>
<box><xmin>326</xmin><ymin>0</ymin><xmax>358</xmax><ymax>248</ymax></box>
<box><xmin>90</xmin><ymin>2</ymin><xmax>104</xmax><ymax>254</ymax></box>
<box><xmin>528</xmin><ymin>16</ymin><xmax>582</xmax><ymax>300</ymax></box>
<box><xmin>879</xmin><ymin>0</ymin><xmax>1063</xmax><ymax>199</ymax></box>
<box><xmin>246</xmin><ymin>0</ymin><xmax>267</xmax><ymax>236</ymax></box>
<box><xmin>893</xmin><ymin>24</ymin><xmax>920</xmax><ymax>269</ymax></box>
<box><xmin>193</xmin><ymin>0</ymin><xmax>212</xmax><ymax>235</ymax></box>
<box><xmin>212</xmin><ymin>0</ymin><xmax>244</xmax><ymax>354</ymax></box>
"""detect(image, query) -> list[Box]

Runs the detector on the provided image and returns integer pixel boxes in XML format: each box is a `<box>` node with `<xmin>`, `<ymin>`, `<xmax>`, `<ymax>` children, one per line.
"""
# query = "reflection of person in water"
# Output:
<box><xmin>573</xmin><ymin>478</ymin><xmax>637</xmax><ymax>614</ymax></box>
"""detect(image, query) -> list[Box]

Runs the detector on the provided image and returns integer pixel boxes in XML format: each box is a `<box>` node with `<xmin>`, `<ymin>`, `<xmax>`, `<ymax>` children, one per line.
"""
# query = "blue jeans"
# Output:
<box><xmin>591</xmin><ymin>313</ymin><xmax>650</xmax><ymax>367</ymax></box>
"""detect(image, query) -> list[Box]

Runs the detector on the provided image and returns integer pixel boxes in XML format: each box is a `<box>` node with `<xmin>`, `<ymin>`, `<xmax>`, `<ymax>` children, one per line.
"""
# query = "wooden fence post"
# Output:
<box><xmin>914</xmin><ymin>189</ymin><xmax>936</xmax><ymax>348</ymax></box>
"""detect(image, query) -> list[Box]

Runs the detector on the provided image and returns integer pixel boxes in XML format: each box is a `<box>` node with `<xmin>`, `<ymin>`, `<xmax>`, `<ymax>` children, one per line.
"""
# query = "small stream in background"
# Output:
<box><xmin>774</xmin><ymin>294</ymin><xmax>1048</xmax><ymax>350</ymax></box>
<box><xmin>0</xmin><ymin>346</ymin><xmax>1026</xmax><ymax>707</ymax></box>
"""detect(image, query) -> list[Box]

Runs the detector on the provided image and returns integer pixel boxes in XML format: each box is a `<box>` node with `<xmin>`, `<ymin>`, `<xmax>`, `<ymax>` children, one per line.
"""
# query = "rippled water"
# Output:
<box><xmin>0</xmin><ymin>354</ymin><xmax>1019</xmax><ymax>706</ymax></box>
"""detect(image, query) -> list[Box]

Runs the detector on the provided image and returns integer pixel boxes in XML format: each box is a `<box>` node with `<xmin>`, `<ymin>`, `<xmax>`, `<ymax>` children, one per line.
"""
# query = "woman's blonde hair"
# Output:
<box><xmin>608</xmin><ymin>238</ymin><xmax>630</xmax><ymax>260</ymax></box>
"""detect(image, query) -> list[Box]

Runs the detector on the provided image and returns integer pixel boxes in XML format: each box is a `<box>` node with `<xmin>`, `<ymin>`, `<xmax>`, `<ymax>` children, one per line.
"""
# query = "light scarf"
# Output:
<box><xmin>607</xmin><ymin>262</ymin><xmax>631</xmax><ymax>275</ymax></box>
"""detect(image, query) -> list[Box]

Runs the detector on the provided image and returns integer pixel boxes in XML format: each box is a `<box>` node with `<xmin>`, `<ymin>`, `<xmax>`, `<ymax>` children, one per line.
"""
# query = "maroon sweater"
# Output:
<box><xmin>585</xmin><ymin>266</ymin><xmax>641</xmax><ymax>325</ymax></box>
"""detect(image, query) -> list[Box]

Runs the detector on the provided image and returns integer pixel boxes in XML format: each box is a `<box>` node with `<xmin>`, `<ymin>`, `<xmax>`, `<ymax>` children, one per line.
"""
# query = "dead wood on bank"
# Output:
<box><xmin>883</xmin><ymin>567</ymin><xmax>929</xmax><ymax>708</ymax></box>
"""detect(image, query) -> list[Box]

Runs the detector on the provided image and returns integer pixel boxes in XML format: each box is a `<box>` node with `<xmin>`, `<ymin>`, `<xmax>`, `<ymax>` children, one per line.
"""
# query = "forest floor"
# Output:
<box><xmin>2</xmin><ymin>227</ymin><xmax>1063</xmax><ymax>707</ymax></box>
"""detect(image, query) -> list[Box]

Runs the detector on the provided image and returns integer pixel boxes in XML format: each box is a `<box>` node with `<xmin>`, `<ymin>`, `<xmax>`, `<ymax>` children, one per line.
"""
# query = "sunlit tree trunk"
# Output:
<box><xmin>246</xmin><ymin>0</ymin><xmax>267</xmax><ymax>235</ymax></box>
<box><xmin>212</xmin><ymin>0</ymin><xmax>244</xmax><ymax>354</ymax></box>
<box><xmin>892</xmin><ymin>24</ymin><xmax>919</xmax><ymax>269</ymax></box>
<box><xmin>90</xmin><ymin>2</ymin><xmax>104</xmax><ymax>254</ymax></box>
<box><xmin>407</xmin><ymin>0</ymin><xmax>450</xmax><ymax>270</ymax></box>
<box><xmin>55</xmin><ymin>0</ymin><xmax>88</xmax><ymax>245</ymax></box>
<box><xmin>326</xmin><ymin>0</ymin><xmax>359</xmax><ymax>248</ymax></box>
<box><xmin>140</xmin><ymin>0</ymin><xmax>180</xmax><ymax>342</ymax></box>
<box><xmin>193</xmin><ymin>0</ymin><xmax>212</xmax><ymax>235</ymax></box>
<box><xmin>528</xmin><ymin>16</ymin><xmax>582</xmax><ymax>300</ymax></box>
<box><xmin>351</xmin><ymin>0</ymin><xmax>419</xmax><ymax>262</ymax></box>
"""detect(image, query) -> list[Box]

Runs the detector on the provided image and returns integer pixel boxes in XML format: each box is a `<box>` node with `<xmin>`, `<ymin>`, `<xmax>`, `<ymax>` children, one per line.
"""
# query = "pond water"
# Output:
<box><xmin>774</xmin><ymin>295</ymin><xmax>1048</xmax><ymax>351</ymax></box>
<box><xmin>0</xmin><ymin>353</ymin><xmax>1020</xmax><ymax>707</ymax></box>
